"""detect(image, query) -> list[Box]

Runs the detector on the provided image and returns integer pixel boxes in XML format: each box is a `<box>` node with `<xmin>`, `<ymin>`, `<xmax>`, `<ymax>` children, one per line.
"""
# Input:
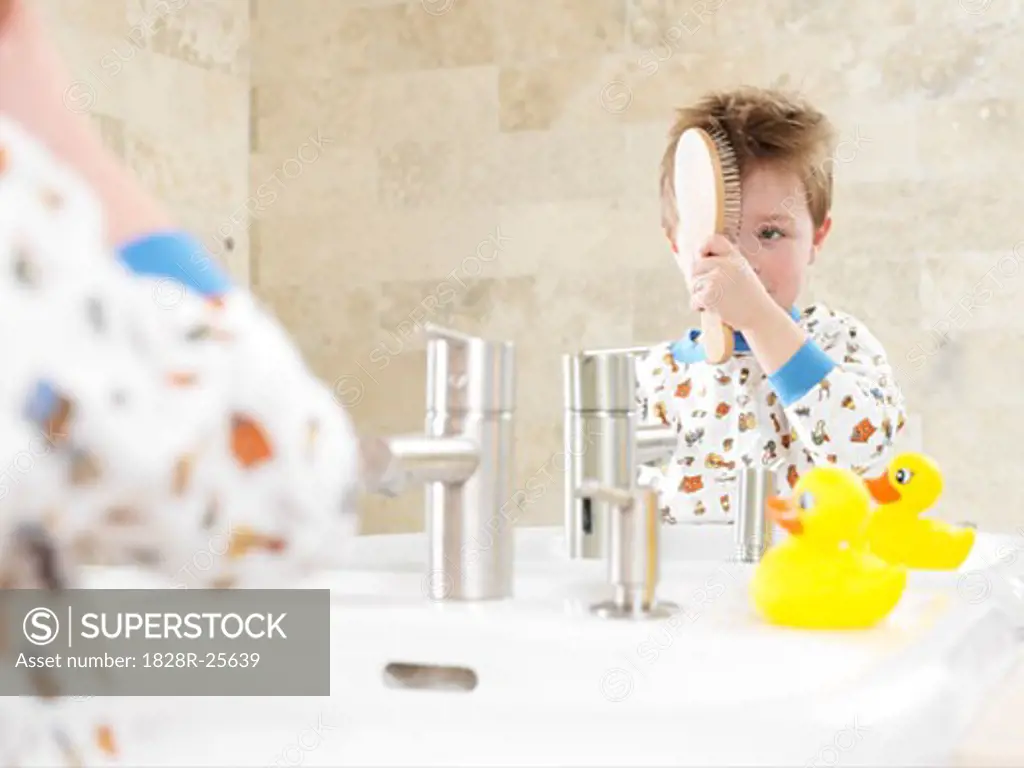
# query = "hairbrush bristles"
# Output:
<box><xmin>705</xmin><ymin>126</ymin><xmax>742</xmax><ymax>242</ymax></box>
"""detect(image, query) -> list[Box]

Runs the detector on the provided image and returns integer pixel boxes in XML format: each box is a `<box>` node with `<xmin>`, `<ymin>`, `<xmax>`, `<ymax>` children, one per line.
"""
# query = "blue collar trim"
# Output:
<box><xmin>670</xmin><ymin>306</ymin><xmax>802</xmax><ymax>364</ymax></box>
<box><xmin>118</xmin><ymin>231</ymin><xmax>231</xmax><ymax>298</ymax></box>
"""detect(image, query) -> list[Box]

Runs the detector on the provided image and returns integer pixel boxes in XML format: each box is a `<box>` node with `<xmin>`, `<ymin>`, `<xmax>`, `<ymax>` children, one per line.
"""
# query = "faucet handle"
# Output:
<box><xmin>563</xmin><ymin>351</ymin><xmax>637</xmax><ymax>415</ymax></box>
<box><xmin>423</xmin><ymin>323</ymin><xmax>479</xmax><ymax>347</ymax></box>
<box><xmin>424</xmin><ymin>324</ymin><xmax>515</xmax><ymax>416</ymax></box>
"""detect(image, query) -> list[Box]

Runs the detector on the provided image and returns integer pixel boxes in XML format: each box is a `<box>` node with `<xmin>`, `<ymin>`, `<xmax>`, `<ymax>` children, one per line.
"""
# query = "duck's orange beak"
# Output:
<box><xmin>865</xmin><ymin>473</ymin><xmax>901</xmax><ymax>504</ymax></box>
<box><xmin>766</xmin><ymin>495</ymin><xmax>803</xmax><ymax>536</ymax></box>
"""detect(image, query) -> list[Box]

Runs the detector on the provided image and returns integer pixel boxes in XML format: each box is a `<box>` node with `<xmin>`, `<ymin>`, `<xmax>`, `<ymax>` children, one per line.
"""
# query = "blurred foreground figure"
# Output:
<box><xmin>0</xmin><ymin>3</ymin><xmax>366</xmax><ymax>760</ymax></box>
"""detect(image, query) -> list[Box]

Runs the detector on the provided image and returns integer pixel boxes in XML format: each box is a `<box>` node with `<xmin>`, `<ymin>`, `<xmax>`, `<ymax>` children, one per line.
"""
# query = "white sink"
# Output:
<box><xmin>67</xmin><ymin>566</ymin><xmax>1017</xmax><ymax>767</ymax></box>
<box><xmin>78</xmin><ymin>524</ymin><xmax>1024</xmax><ymax>602</ymax></box>
<box><xmin>323</xmin><ymin>525</ymin><xmax>1024</xmax><ymax>617</ymax></box>
<box><xmin>51</xmin><ymin>527</ymin><xmax>1023</xmax><ymax>767</ymax></box>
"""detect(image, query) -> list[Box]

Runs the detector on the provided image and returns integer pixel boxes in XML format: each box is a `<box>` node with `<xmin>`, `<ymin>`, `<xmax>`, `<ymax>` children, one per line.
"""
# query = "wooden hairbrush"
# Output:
<box><xmin>672</xmin><ymin>125</ymin><xmax>742</xmax><ymax>364</ymax></box>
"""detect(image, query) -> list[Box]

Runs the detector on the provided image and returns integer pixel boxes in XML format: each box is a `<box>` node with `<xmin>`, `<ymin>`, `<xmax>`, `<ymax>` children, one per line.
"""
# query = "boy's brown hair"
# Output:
<box><xmin>660</xmin><ymin>86</ymin><xmax>837</xmax><ymax>237</ymax></box>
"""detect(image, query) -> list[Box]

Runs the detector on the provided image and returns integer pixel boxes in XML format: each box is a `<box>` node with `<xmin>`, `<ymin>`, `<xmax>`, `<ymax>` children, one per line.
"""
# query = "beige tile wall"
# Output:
<box><xmin>39</xmin><ymin>0</ymin><xmax>252</xmax><ymax>283</ymax></box>
<box><xmin>45</xmin><ymin>0</ymin><xmax>1024</xmax><ymax>533</ymax></box>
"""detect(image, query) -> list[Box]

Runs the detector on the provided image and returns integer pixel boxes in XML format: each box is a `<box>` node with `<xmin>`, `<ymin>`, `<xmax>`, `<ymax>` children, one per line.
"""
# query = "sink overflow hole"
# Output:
<box><xmin>382</xmin><ymin>662</ymin><xmax>478</xmax><ymax>693</ymax></box>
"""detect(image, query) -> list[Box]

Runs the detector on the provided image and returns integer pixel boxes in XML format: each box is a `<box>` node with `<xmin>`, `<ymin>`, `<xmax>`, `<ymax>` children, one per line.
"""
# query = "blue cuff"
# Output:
<box><xmin>23</xmin><ymin>380</ymin><xmax>61</xmax><ymax>425</ymax></box>
<box><xmin>768</xmin><ymin>339</ymin><xmax>836</xmax><ymax>407</ymax></box>
<box><xmin>118</xmin><ymin>231</ymin><xmax>231</xmax><ymax>297</ymax></box>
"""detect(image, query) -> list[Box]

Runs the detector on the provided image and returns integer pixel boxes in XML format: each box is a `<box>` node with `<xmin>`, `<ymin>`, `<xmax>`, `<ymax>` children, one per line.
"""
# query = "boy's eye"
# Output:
<box><xmin>758</xmin><ymin>226</ymin><xmax>784</xmax><ymax>241</ymax></box>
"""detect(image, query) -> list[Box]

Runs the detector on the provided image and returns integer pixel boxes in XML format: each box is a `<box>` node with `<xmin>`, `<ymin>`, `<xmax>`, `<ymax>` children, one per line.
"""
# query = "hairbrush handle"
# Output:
<box><xmin>701</xmin><ymin>310</ymin><xmax>734</xmax><ymax>364</ymax></box>
<box><xmin>673</xmin><ymin>126</ymin><xmax>740</xmax><ymax>366</ymax></box>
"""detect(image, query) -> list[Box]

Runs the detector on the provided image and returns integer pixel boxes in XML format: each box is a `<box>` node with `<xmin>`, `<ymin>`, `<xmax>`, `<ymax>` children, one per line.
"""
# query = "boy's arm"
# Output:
<box><xmin>747</xmin><ymin>307</ymin><xmax>906</xmax><ymax>477</ymax></box>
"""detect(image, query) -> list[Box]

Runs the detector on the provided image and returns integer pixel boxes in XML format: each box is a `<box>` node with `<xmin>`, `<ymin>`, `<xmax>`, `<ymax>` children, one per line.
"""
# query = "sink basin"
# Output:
<box><xmin>63</xmin><ymin>565</ymin><xmax>1018</xmax><ymax>767</ymax></box>
<box><xmin>325</xmin><ymin>525</ymin><xmax>1024</xmax><ymax>616</ymax></box>
<box><xmin>54</xmin><ymin>527</ymin><xmax>1023</xmax><ymax>767</ymax></box>
<box><xmin>78</xmin><ymin>526</ymin><xmax>1024</xmax><ymax>623</ymax></box>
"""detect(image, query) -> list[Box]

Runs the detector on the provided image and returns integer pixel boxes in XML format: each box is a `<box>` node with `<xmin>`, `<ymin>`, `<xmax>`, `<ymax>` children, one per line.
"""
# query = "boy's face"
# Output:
<box><xmin>733</xmin><ymin>161</ymin><xmax>831</xmax><ymax>311</ymax></box>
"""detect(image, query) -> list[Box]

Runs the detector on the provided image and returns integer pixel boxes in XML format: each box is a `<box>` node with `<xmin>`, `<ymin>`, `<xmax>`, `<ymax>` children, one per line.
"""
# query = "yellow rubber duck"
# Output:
<box><xmin>864</xmin><ymin>452</ymin><xmax>975</xmax><ymax>570</ymax></box>
<box><xmin>751</xmin><ymin>466</ymin><xmax>907</xmax><ymax>630</ymax></box>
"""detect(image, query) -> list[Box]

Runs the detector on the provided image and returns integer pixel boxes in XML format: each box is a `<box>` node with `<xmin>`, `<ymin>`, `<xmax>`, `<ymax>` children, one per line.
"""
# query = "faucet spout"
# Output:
<box><xmin>363</xmin><ymin>435</ymin><xmax>479</xmax><ymax>497</ymax></box>
<box><xmin>635</xmin><ymin>424</ymin><xmax>677</xmax><ymax>466</ymax></box>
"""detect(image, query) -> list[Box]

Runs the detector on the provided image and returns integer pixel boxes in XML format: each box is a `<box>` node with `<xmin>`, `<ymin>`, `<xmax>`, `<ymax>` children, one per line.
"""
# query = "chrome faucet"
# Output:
<box><xmin>362</xmin><ymin>324</ymin><xmax>515</xmax><ymax>601</ymax></box>
<box><xmin>562</xmin><ymin>348</ymin><xmax>677</xmax><ymax>560</ymax></box>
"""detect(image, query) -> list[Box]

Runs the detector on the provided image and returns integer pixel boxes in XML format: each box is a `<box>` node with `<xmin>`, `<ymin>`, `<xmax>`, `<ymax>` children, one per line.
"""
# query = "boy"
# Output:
<box><xmin>637</xmin><ymin>87</ymin><xmax>906</xmax><ymax>523</ymax></box>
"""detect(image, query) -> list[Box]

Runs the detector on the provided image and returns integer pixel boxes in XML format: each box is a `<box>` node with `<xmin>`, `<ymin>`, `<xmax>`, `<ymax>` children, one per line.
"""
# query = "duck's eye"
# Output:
<box><xmin>798</xmin><ymin>492</ymin><xmax>814</xmax><ymax>510</ymax></box>
<box><xmin>895</xmin><ymin>469</ymin><xmax>913</xmax><ymax>485</ymax></box>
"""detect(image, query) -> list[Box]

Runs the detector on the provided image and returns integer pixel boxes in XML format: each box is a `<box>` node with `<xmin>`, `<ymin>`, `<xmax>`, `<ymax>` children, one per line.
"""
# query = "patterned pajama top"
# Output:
<box><xmin>635</xmin><ymin>305</ymin><xmax>907</xmax><ymax>523</ymax></box>
<box><xmin>0</xmin><ymin>116</ymin><xmax>361</xmax><ymax>764</ymax></box>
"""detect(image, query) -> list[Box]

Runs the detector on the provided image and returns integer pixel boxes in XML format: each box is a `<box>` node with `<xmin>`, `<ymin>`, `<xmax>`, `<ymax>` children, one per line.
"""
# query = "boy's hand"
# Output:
<box><xmin>690</xmin><ymin>234</ymin><xmax>775</xmax><ymax>332</ymax></box>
